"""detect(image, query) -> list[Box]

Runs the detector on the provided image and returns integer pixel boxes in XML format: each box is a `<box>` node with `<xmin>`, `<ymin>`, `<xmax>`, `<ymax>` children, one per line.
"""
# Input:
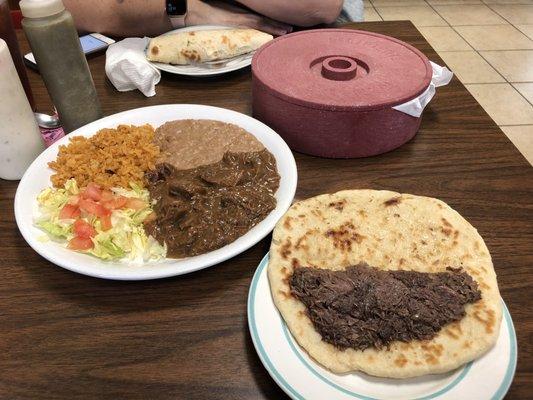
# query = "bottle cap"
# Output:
<box><xmin>20</xmin><ymin>0</ymin><xmax>65</xmax><ymax>19</ymax></box>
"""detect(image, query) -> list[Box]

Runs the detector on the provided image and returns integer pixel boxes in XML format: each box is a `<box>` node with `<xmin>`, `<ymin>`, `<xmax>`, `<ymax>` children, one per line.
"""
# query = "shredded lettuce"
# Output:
<box><xmin>34</xmin><ymin>179</ymin><xmax>166</xmax><ymax>261</ymax></box>
<box><xmin>145</xmin><ymin>235</ymin><xmax>167</xmax><ymax>261</ymax></box>
<box><xmin>36</xmin><ymin>179</ymin><xmax>79</xmax><ymax>220</ymax></box>
<box><xmin>35</xmin><ymin>220</ymin><xmax>72</xmax><ymax>239</ymax></box>
<box><xmin>112</xmin><ymin>182</ymin><xmax>149</xmax><ymax>202</ymax></box>
<box><xmin>90</xmin><ymin>233</ymin><xmax>126</xmax><ymax>260</ymax></box>
<box><xmin>64</xmin><ymin>179</ymin><xmax>80</xmax><ymax>195</ymax></box>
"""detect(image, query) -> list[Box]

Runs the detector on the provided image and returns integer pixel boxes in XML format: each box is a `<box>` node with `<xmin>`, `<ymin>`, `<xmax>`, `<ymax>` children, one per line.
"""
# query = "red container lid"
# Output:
<box><xmin>252</xmin><ymin>29</ymin><xmax>433</xmax><ymax>112</ymax></box>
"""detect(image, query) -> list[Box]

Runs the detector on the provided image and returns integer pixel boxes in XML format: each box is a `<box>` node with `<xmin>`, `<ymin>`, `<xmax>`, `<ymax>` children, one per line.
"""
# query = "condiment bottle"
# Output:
<box><xmin>0</xmin><ymin>0</ymin><xmax>34</xmax><ymax>108</ymax></box>
<box><xmin>20</xmin><ymin>0</ymin><xmax>102</xmax><ymax>133</ymax></box>
<box><xmin>0</xmin><ymin>38</ymin><xmax>44</xmax><ymax>180</ymax></box>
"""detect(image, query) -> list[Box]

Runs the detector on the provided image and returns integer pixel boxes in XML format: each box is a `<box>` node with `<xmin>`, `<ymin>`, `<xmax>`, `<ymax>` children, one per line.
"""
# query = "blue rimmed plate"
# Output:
<box><xmin>248</xmin><ymin>253</ymin><xmax>517</xmax><ymax>400</ymax></box>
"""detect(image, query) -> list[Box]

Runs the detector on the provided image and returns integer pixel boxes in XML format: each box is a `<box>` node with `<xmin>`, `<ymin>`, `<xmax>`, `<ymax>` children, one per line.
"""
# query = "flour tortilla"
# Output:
<box><xmin>268</xmin><ymin>190</ymin><xmax>502</xmax><ymax>378</ymax></box>
<box><xmin>147</xmin><ymin>28</ymin><xmax>273</xmax><ymax>65</ymax></box>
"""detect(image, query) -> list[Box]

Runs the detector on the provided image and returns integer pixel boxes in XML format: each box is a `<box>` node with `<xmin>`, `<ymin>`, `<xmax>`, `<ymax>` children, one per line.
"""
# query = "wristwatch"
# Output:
<box><xmin>166</xmin><ymin>0</ymin><xmax>188</xmax><ymax>29</ymax></box>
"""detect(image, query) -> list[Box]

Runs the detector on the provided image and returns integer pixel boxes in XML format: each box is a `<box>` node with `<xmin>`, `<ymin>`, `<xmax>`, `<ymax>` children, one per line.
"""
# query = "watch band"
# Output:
<box><xmin>166</xmin><ymin>0</ymin><xmax>187</xmax><ymax>29</ymax></box>
<box><xmin>169</xmin><ymin>15</ymin><xmax>186</xmax><ymax>29</ymax></box>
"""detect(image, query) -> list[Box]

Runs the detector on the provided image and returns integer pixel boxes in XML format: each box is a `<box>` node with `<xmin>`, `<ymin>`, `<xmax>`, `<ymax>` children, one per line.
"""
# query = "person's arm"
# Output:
<box><xmin>234</xmin><ymin>0</ymin><xmax>344</xmax><ymax>26</ymax></box>
<box><xmin>64</xmin><ymin>0</ymin><xmax>291</xmax><ymax>37</ymax></box>
<box><xmin>63</xmin><ymin>0</ymin><xmax>172</xmax><ymax>37</ymax></box>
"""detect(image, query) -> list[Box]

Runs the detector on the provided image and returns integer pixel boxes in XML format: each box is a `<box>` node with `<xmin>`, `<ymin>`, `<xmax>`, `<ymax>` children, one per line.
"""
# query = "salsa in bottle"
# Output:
<box><xmin>20</xmin><ymin>0</ymin><xmax>102</xmax><ymax>133</ymax></box>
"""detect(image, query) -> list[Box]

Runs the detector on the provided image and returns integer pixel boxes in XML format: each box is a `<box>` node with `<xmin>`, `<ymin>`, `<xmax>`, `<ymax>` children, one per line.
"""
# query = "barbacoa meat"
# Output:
<box><xmin>289</xmin><ymin>264</ymin><xmax>481</xmax><ymax>351</ymax></box>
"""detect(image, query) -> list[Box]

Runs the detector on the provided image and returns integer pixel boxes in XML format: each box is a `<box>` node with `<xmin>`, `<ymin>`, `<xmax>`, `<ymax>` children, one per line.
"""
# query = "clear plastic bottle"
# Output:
<box><xmin>20</xmin><ymin>0</ymin><xmax>102</xmax><ymax>133</ymax></box>
<box><xmin>0</xmin><ymin>38</ymin><xmax>44</xmax><ymax>180</ymax></box>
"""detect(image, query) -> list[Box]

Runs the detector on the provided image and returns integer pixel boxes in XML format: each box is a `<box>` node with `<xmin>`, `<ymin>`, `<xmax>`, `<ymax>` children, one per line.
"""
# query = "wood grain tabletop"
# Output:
<box><xmin>1</xmin><ymin>21</ymin><xmax>531</xmax><ymax>399</ymax></box>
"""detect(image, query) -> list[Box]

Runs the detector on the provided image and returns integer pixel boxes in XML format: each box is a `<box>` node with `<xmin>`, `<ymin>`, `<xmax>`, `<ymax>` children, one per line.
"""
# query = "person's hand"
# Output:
<box><xmin>186</xmin><ymin>0</ymin><xmax>293</xmax><ymax>36</ymax></box>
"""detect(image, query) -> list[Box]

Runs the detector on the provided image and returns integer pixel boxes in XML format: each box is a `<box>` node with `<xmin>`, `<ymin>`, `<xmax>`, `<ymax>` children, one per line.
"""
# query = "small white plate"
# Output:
<box><xmin>248</xmin><ymin>253</ymin><xmax>517</xmax><ymax>400</ymax></box>
<box><xmin>149</xmin><ymin>25</ymin><xmax>254</xmax><ymax>77</ymax></box>
<box><xmin>15</xmin><ymin>105</ymin><xmax>297</xmax><ymax>280</ymax></box>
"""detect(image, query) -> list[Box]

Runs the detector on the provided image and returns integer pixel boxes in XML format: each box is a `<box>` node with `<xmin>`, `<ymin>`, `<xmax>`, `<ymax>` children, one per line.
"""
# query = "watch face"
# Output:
<box><xmin>166</xmin><ymin>0</ymin><xmax>187</xmax><ymax>16</ymax></box>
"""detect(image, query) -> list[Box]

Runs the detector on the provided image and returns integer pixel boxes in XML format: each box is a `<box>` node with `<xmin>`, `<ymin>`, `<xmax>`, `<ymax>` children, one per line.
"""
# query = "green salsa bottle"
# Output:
<box><xmin>20</xmin><ymin>0</ymin><xmax>102</xmax><ymax>133</ymax></box>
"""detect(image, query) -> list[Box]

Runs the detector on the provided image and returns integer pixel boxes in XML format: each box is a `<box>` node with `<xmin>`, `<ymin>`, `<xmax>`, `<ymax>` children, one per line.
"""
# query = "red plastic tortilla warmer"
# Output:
<box><xmin>251</xmin><ymin>29</ymin><xmax>433</xmax><ymax>158</ymax></box>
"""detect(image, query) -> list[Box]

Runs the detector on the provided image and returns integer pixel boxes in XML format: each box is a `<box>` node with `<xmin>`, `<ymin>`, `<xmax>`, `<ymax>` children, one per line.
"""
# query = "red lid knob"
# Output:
<box><xmin>321</xmin><ymin>56</ymin><xmax>358</xmax><ymax>81</ymax></box>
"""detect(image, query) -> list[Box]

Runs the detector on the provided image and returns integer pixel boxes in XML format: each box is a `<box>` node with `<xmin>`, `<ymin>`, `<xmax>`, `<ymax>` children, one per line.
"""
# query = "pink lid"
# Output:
<box><xmin>252</xmin><ymin>29</ymin><xmax>433</xmax><ymax>112</ymax></box>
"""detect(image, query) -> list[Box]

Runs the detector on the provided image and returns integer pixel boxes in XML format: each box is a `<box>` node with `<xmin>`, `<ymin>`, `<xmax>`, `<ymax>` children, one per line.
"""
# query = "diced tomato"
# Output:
<box><xmin>78</xmin><ymin>198</ymin><xmax>99</xmax><ymax>215</ymax></box>
<box><xmin>143</xmin><ymin>211</ymin><xmax>156</xmax><ymax>223</ymax></box>
<box><xmin>68</xmin><ymin>195</ymin><xmax>80</xmax><ymax>206</ymax></box>
<box><xmin>67</xmin><ymin>236</ymin><xmax>94</xmax><ymax>250</ymax></box>
<box><xmin>100</xmin><ymin>214</ymin><xmax>113</xmax><ymax>231</ymax></box>
<box><xmin>82</xmin><ymin>182</ymin><xmax>102</xmax><ymax>201</ymax></box>
<box><xmin>59</xmin><ymin>204</ymin><xmax>81</xmax><ymax>220</ymax></box>
<box><xmin>73</xmin><ymin>219</ymin><xmax>97</xmax><ymax>238</ymax></box>
<box><xmin>100</xmin><ymin>189</ymin><xmax>115</xmax><ymax>202</ymax></box>
<box><xmin>79</xmin><ymin>198</ymin><xmax>111</xmax><ymax>217</ymax></box>
<box><xmin>125</xmin><ymin>198</ymin><xmax>146</xmax><ymax>211</ymax></box>
<box><xmin>102</xmin><ymin>195</ymin><xmax>128</xmax><ymax>210</ymax></box>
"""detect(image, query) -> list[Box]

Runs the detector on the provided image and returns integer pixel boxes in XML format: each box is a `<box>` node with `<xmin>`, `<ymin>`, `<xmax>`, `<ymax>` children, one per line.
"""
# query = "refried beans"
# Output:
<box><xmin>154</xmin><ymin>119</ymin><xmax>265</xmax><ymax>170</ymax></box>
<box><xmin>145</xmin><ymin>150</ymin><xmax>280</xmax><ymax>258</ymax></box>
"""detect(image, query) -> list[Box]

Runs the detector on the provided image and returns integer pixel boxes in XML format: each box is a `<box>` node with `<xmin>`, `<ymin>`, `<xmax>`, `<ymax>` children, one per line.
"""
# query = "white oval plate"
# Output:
<box><xmin>149</xmin><ymin>25</ymin><xmax>255</xmax><ymax>77</ymax></box>
<box><xmin>15</xmin><ymin>105</ymin><xmax>297</xmax><ymax>280</ymax></box>
<box><xmin>248</xmin><ymin>253</ymin><xmax>517</xmax><ymax>400</ymax></box>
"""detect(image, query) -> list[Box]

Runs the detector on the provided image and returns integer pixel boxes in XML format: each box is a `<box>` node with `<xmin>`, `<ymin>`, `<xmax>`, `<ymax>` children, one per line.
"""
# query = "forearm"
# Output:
<box><xmin>235</xmin><ymin>0</ymin><xmax>343</xmax><ymax>26</ymax></box>
<box><xmin>63</xmin><ymin>0</ymin><xmax>172</xmax><ymax>37</ymax></box>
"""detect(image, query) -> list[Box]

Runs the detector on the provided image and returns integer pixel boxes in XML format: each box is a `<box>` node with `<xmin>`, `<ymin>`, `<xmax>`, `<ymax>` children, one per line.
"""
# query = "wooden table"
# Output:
<box><xmin>1</xmin><ymin>21</ymin><xmax>531</xmax><ymax>399</ymax></box>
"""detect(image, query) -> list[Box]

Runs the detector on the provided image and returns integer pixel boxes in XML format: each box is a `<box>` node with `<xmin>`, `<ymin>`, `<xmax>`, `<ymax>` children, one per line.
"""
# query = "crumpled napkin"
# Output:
<box><xmin>105</xmin><ymin>37</ymin><xmax>160</xmax><ymax>97</ymax></box>
<box><xmin>392</xmin><ymin>61</ymin><xmax>453</xmax><ymax>117</ymax></box>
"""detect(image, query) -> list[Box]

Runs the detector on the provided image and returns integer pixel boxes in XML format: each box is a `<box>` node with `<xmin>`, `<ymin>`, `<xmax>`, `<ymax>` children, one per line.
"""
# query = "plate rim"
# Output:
<box><xmin>149</xmin><ymin>25</ymin><xmax>253</xmax><ymax>77</ymax></box>
<box><xmin>14</xmin><ymin>104</ymin><xmax>297</xmax><ymax>280</ymax></box>
<box><xmin>247</xmin><ymin>252</ymin><xmax>518</xmax><ymax>400</ymax></box>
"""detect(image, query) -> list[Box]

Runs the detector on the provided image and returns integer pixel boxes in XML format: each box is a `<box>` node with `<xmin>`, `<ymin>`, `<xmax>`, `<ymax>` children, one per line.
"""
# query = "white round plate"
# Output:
<box><xmin>248</xmin><ymin>253</ymin><xmax>517</xmax><ymax>400</ymax></box>
<box><xmin>149</xmin><ymin>25</ymin><xmax>254</xmax><ymax>77</ymax></box>
<box><xmin>15</xmin><ymin>105</ymin><xmax>297</xmax><ymax>280</ymax></box>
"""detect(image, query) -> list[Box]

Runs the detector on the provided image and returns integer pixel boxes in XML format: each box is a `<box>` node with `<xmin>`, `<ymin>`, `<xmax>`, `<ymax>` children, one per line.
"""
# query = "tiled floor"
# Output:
<box><xmin>364</xmin><ymin>0</ymin><xmax>533</xmax><ymax>165</ymax></box>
